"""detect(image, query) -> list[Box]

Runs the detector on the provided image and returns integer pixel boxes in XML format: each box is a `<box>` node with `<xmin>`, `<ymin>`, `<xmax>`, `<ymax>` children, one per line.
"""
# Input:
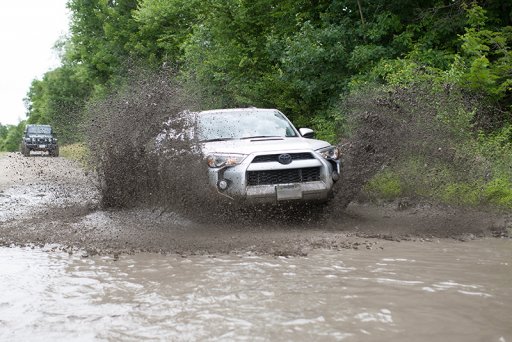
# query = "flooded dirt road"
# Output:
<box><xmin>0</xmin><ymin>152</ymin><xmax>511</xmax><ymax>341</ymax></box>
<box><xmin>1</xmin><ymin>153</ymin><xmax>509</xmax><ymax>255</ymax></box>
<box><xmin>1</xmin><ymin>239</ymin><xmax>511</xmax><ymax>341</ymax></box>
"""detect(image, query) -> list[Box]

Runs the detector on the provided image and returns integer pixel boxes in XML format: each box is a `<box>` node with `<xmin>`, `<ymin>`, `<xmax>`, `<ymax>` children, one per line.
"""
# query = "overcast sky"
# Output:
<box><xmin>0</xmin><ymin>0</ymin><xmax>70</xmax><ymax>126</ymax></box>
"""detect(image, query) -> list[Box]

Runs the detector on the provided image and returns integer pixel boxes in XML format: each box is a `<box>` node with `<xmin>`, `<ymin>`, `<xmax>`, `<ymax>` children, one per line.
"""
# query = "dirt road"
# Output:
<box><xmin>0</xmin><ymin>153</ymin><xmax>509</xmax><ymax>256</ymax></box>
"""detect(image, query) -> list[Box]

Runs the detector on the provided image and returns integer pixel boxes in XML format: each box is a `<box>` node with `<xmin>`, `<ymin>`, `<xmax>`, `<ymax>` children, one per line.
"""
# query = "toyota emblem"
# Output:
<box><xmin>278</xmin><ymin>153</ymin><xmax>292</xmax><ymax>165</ymax></box>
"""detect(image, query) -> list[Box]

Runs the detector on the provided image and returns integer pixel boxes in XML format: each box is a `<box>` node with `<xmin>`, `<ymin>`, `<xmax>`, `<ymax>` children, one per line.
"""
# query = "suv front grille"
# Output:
<box><xmin>251</xmin><ymin>153</ymin><xmax>314</xmax><ymax>163</ymax></box>
<box><xmin>247</xmin><ymin>167</ymin><xmax>321</xmax><ymax>186</ymax></box>
<box><xmin>30</xmin><ymin>137</ymin><xmax>50</xmax><ymax>143</ymax></box>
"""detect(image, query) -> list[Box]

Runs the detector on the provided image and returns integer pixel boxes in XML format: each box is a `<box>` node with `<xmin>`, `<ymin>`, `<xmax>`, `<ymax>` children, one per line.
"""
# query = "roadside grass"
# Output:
<box><xmin>363</xmin><ymin>166</ymin><xmax>512</xmax><ymax>210</ymax></box>
<box><xmin>360</xmin><ymin>119</ymin><xmax>512</xmax><ymax>211</ymax></box>
<box><xmin>364</xmin><ymin>171</ymin><xmax>402</xmax><ymax>201</ymax></box>
<box><xmin>59</xmin><ymin>143</ymin><xmax>90</xmax><ymax>169</ymax></box>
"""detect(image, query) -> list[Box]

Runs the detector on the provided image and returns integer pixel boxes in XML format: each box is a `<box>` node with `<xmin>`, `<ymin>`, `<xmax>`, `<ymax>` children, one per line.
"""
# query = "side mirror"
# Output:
<box><xmin>299</xmin><ymin>128</ymin><xmax>315</xmax><ymax>139</ymax></box>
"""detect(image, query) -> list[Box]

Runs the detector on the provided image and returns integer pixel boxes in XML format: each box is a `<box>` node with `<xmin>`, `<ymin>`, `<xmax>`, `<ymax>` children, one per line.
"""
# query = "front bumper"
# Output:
<box><xmin>207</xmin><ymin>151</ymin><xmax>339</xmax><ymax>203</ymax></box>
<box><xmin>25</xmin><ymin>143</ymin><xmax>58</xmax><ymax>152</ymax></box>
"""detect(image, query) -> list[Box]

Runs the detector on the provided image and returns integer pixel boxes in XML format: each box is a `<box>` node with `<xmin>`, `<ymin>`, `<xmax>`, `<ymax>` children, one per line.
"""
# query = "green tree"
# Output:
<box><xmin>29</xmin><ymin>0</ymin><xmax>510</xmax><ymax>142</ymax></box>
<box><xmin>0</xmin><ymin>122</ymin><xmax>25</xmax><ymax>152</ymax></box>
<box><xmin>458</xmin><ymin>4</ymin><xmax>512</xmax><ymax>101</ymax></box>
<box><xmin>132</xmin><ymin>0</ymin><xmax>202</xmax><ymax>66</ymax></box>
<box><xmin>0</xmin><ymin>123</ymin><xmax>8</xmax><ymax>141</ymax></box>
<box><xmin>67</xmin><ymin>0</ymin><xmax>139</xmax><ymax>84</ymax></box>
<box><xmin>25</xmin><ymin>65</ymin><xmax>93</xmax><ymax>143</ymax></box>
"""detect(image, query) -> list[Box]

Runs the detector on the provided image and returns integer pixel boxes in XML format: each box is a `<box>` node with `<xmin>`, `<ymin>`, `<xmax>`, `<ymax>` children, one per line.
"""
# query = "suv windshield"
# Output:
<box><xmin>27</xmin><ymin>126</ymin><xmax>52</xmax><ymax>135</ymax></box>
<box><xmin>197</xmin><ymin>110</ymin><xmax>298</xmax><ymax>142</ymax></box>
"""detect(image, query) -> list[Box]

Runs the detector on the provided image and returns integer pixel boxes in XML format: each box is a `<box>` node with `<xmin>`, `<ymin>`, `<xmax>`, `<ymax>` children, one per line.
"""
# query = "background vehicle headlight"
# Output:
<box><xmin>317</xmin><ymin>146</ymin><xmax>340</xmax><ymax>160</ymax></box>
<box><xmin>207</xmin><ymin>153</ymin><xmax>247</xmax><ymax>168</ymax></box>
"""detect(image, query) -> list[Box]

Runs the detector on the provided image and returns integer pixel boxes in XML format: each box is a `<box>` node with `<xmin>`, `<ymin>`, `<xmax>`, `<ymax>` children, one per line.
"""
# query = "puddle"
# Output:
<box><xmin>1</xmin><ymin>239</ymin><xmax>510</xmax><ymax>341</ymax></box>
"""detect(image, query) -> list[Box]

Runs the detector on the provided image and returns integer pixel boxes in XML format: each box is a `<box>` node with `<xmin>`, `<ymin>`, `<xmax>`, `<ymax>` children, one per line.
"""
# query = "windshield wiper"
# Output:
<box><xmin>200</xmin><ymin>137</ymin><xmax>237</xmax><ymax>142</ymax></box>
<box><xmin>202</xmin><ymin>136</ymin><xmax>284</xmax><ymax>142</ymax></box>
<box><xmin>240</xmin><ymin>135</ymin><xmax>282</xmax><ymax>140</ymax></box>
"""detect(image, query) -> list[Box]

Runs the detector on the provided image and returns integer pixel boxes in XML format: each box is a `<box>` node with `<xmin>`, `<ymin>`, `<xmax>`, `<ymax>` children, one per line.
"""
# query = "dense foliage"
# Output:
<box><xmin>1</xmin><ymin>0</ymin><xmax>511</xmax><ymax>207</ymax></box>
<box><xmin>0</xmin><ymin>121</ymin><xmax>25</xmax><ymax>152</ymax></box>
<box><xmin>15</xmin><ymin>0</ymin><xmax>512</xmax><ymax>132</ymax></box>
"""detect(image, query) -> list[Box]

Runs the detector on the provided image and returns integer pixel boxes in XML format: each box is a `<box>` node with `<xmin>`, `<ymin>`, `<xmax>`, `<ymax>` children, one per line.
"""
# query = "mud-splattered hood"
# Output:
<box><xmin>26</xmin><ymin>134</ymin><xmax>53</xmax><ymax>139</ymax></box>
<box><xmin>200</xmin><ymin>137</ymin><xmax>331</xmax><ymax>156</ymax></box>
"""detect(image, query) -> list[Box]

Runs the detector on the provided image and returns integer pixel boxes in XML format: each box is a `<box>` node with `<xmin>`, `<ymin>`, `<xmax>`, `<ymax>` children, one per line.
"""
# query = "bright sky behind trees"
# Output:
<box><xmin>0</xmin><ymin>0</ymin><xmax>69</xmax><ymax>125</ymax></box>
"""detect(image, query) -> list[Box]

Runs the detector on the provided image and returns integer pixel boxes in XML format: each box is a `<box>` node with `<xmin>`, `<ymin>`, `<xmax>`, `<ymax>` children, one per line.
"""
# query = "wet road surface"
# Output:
<box><xmin>1</xmin><ymin>153</ymin><xmax>509</xmax><ymax>256</ymax></box>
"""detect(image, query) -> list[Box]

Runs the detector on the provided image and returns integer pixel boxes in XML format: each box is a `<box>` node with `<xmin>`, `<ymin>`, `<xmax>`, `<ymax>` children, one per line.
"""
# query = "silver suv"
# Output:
<box><xmin>195</xmin><ymin>108</ymin><xmax>340</xmax><ymax>204</ymax></box>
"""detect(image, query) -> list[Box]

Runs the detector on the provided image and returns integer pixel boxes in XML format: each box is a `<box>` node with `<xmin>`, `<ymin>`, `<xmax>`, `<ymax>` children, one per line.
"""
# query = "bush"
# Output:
<box><xmin>483</xmin><ymin>178</ymin><xmax>512</xmax><ymax>208</ymax></box>
<box><xmin>59</xmin><ymin>143</ymin><xmax>90</xmax><ymax>168</ymax></box>
<box><xmin>440</xmin><ymin>182</ymin><xmax>480</xmax><ymax>206</ymax></box>
<box><xmin>364</xmin><ymin>171</ymin><xmax>402</xmax><ymax>201</ymax></box>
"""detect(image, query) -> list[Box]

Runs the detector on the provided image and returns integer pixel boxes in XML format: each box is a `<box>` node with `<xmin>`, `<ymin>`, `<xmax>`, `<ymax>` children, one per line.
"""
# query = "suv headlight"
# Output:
<box><xmin>317</xmin><ymin>146</ymin><xmax>340</xmax><ymax>160</ymax></box>
<box><xmin>206</xmin><ymin>153</ymin><xmax>247</xmax><ymax>168</ymax></box>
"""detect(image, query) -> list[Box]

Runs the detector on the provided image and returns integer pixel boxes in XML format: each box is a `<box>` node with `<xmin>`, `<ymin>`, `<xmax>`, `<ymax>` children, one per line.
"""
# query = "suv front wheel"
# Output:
<box><xmin>21</xmin><ymin>145</ymin><xmax>30</xmax><ymax>157</ymax></box>
<box><xmin>50</xmin><ymin>146</ymin><xmax>59</xmax><ymax>157</ymax></box>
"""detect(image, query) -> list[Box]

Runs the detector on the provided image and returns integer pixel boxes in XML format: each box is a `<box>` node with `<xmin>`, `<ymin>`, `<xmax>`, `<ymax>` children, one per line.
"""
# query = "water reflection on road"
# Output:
<box><xmin>1</xmin><ymin>239</ymin><xmax>510</xmax><ymax>342</ymax></box>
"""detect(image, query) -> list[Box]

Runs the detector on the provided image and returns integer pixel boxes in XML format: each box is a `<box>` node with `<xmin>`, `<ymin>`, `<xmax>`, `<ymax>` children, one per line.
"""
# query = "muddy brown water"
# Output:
<box><xmin>1</xmin><ymin>239</ymin><xmax>511</xmax><ymax>341</ymax></box>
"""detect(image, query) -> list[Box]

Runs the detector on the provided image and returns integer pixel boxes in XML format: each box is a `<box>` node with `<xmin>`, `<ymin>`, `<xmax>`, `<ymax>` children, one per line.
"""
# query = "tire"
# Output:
<box><xmin>52</xmin><ymin>146</ymin><xmax>59</xmax><ymax>157</ymax></box>
<box><xmin>21</xmin><ymin>145</ymin><xmax>30</xmax><ymax>157</ymax></box>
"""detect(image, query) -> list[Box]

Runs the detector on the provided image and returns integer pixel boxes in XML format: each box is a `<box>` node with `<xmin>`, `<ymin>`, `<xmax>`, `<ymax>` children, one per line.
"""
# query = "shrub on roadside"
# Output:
<box><xmin>364</xmin><ymin>171</ymin><xmax>402</xmax><ymax>201</ymax></box>
<box><xmin>59</xmin><ymin>143</ymin><xmax>90</xmax><ymax>168</ymax></box>
<box><xmin>364</xmin><ymin>168</ymin><xmax>512</xmax><ymax>210</ymax></box>
<box><xmin>483</xmin><ymin>178</ymin><xmax>512</xmax><ymax>208</ymax></box>
<box><xmin>440</xmin><ymin>182</ymin><xmax>480</xmax><ymax>206</ymax></box>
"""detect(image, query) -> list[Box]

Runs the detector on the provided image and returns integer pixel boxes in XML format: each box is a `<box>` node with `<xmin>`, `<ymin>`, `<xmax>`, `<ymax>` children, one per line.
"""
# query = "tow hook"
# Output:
<box><xmin>332</xmin><ymin>171</ymin><xmax>340</xmax><ymax>182</ymax></box>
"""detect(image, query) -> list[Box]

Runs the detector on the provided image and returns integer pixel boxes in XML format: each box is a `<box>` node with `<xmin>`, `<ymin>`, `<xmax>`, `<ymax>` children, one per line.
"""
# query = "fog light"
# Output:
<box><xmin>218</xmin><ymin>180</ymin><xmax>229</xmax><ymax>190</ymax></box>
<box><xmin>332</xmin><ymin>171</ymin><xmax>340</xmax><ymax>182</ymax></box>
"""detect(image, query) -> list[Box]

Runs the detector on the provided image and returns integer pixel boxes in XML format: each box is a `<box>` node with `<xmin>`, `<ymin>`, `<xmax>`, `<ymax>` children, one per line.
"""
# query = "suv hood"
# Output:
<box><xmin>201</xmin><ymin>137</ymin><xmax>331</xmax><ymax>156</ymax></box>
<box><xmin>27</xmin><ymin>134</ymin><xmax>53</xmax><ymax>139</ymax></box>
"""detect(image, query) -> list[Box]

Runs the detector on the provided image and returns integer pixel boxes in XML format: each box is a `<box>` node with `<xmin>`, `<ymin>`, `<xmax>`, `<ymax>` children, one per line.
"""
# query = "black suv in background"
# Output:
<box><xmin>21</xmin><ymin>124</ymin><xmax>59</xmax><ymax>157</ymax></box>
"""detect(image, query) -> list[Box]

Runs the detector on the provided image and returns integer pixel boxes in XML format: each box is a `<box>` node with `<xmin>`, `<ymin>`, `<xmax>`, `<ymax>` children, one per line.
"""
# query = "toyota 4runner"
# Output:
<box><xmin>160</xmin><ymin>108</ymin><xmax>341</xmax><ymax>204</ymax></box>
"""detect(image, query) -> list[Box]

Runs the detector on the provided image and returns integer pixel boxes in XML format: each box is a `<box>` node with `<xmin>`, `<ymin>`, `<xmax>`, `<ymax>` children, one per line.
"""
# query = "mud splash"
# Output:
<box><xmin>83</xmin><ymin>69</ymin><xmax>496</xmax><ymax>225</ymax></box>
<box><xmin>83</xmin><ymin>69</ymin><xmax>333</xmax><ymax>223</ymax></box>
<box><xmin>332</xmin><ymin>84</ymin><xmax>484</xmax><ymax>209</ymax></box>
<box><xmin>85</xmin><ymin>68</ymin><xmax>199</xmax><ymax>207</ymax></box>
